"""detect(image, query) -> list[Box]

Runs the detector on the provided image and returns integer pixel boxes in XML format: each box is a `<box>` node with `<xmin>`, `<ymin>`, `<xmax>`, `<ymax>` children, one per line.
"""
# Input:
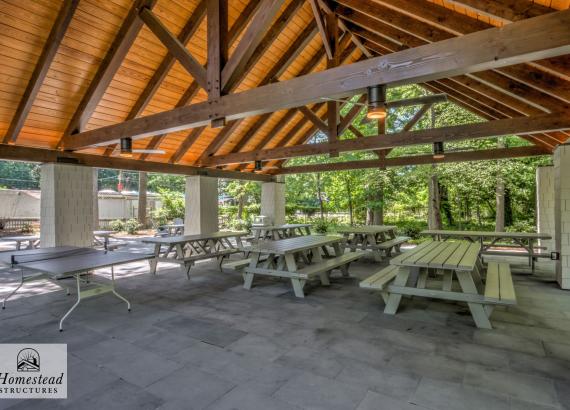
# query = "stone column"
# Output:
<box><xmin>184</xmin><ymin>176</ymin><xmax>218</xmax><ymax>235</ymax></box>
<box><xmin>261</xmin><ymin>175</ymin><xmax>285</xmax><ymax>226</ymax></box>
<box><xmin>40</xmin><ymin>163</ymin><xmax>94</xmax><ymax>247</ymax></box>
<box><xmin>536</xmin><ymin>165</ymin><xmax>555</xmax><ymax>253</ymax></box>
<box><xmin>93</xmin><ymin>168</ymin><xmax>99</xmax><ymax>230</ymax></box>
<box><xmin>554</xmin><ymin>145</ymin><xmax>570</xmax><ymax>289</ymax></box>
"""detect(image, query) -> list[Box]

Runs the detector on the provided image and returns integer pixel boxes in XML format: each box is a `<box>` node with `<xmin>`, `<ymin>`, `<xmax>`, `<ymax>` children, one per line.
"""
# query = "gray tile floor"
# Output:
<box><xmin>1</xmin><ymin>250</ymin><xmax>570</xmax><ymax>410</ymax></box>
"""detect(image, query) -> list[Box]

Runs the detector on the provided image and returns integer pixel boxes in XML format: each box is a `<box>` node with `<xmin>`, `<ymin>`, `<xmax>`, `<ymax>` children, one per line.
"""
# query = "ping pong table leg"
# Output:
<box><xmin>110</xmin><ymin>266</ymin><xmax>131</xmax><ymax>311</ymax></box>
<box><xmin>60</xmin><ymin>274</ymin><xmax>82</xmax><ymax>331</ymax></box>
<box><xmin>2</xmin><ymin>270</ymin><xmax>25</xmax><ymax>309</ymax></box>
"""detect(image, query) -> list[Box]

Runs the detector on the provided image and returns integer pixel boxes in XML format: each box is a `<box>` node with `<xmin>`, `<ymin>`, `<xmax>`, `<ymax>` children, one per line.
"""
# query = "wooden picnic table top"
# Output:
<box><xmin>391</xmin><ymin>240</ymin><xmax>481</xmax><ymax>272</ymax></box>
<box><xmin>421</xmin><ymin>230</ymin><xmax>551</xmax><ymax>240</ymax></box>
<box><xmin>142</xmin><ymin>231</ymin><xmax>247</xmax><ymax>245</ymax></box>
<box><xmin>250</xmin><ymin>223</ymin><xmax>312</xmax><ymax>231</ymax></box>
<box><xmin>94</xmin><ymin>230</ymin><xmax>114</xmax><ymax>237</ymax></box>
<box><xmin>0</xmin><ymin>235</ymin><xmax>40</xmax><ymax>242</ymax></box>
<box><xmin>244</xmin><ymin>235</ymin><xmax>342</xmax><ymax>255</ymax></box>
<box><xmin>336</xmin><ymin>225</ymin><xmax>397</xmax><ymax>234</ymax></box>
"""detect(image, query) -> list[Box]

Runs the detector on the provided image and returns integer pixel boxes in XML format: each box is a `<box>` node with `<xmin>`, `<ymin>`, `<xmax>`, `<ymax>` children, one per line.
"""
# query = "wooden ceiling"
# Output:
<box><xmin>1</xmin><ymin>0</ymin><xmax>570</xmax><ymax>176</ymax></box>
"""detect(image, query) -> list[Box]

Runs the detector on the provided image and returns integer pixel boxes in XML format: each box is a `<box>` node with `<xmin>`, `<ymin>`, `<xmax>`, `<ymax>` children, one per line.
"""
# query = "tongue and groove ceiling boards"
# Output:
<box><xmin>0</xmin><ymin>0</ymin><xmax>569</xmax><ymax>176</ymax></box>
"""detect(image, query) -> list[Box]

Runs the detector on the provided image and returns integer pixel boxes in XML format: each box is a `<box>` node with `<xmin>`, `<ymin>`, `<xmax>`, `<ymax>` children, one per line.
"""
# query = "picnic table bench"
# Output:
<box><xmin>421</xmin><ymin>230</ymin><xmax>552</xmax><ymax>273</ymax></box>
<box><xmin>360</xmin><ymin>240</ymin><xmax>516</xmax><ymax>329</ymax></box>
<box><xmin>250</xmin><ymin>223</ymin><xmax>312</xmax><ymax>241</ymax></box>
<box><xmin>336</xmin><ymin>225</ymin><xmax>409</xmax><ymax>261</ymax></box>
<box><xmin>142</xmin><ymin>231</ymin><xmax>246</xmax><ymax>279</ymax></box>
<box><xmin>238</xmin><ymin>235</ymin><xmax>364</xmax><ymax>298</ymax></box>
<box><xmin>0</xmin><ymin>235</ymin><xmax>40</xmax><ymax>250</ymax></box>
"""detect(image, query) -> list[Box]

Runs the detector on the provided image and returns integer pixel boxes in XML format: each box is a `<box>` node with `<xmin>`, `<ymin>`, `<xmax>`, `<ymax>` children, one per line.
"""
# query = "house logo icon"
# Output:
<box><xmin>16</xmin><ymin>348</ymin><xmax>40</xmax><ymax>372</ymax></box>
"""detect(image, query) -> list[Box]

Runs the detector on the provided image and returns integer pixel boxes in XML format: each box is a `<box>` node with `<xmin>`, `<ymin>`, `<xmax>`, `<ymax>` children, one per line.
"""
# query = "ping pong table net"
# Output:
<box><xmin>11</xmin><ymin>248</ymin><xmax>98</xmax><ymax>265</ymax></box>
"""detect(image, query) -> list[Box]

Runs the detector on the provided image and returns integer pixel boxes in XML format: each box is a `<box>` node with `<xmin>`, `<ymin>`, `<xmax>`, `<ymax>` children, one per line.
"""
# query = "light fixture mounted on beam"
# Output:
<box><xmin>120</xmin><ymin>137</ymin><xmax>133</xmax><ymax>158</ymax></box>
<box><xmin>433</xmin><ymin>141</ymin><xmax>445</xmax><ymax>160</ymax></box>
<box><xmin>254</xmin><ymin>160</ymin><xmax>263</xmax><ymax>171</ymax></box>
<box><xmin>366</xmin><ymin>84</ymin><xmax>387</xmax><ymax>120</ymax></box>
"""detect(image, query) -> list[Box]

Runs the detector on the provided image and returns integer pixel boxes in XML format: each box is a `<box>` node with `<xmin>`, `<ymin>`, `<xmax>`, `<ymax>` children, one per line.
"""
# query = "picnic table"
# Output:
<box><xmin>0</xmin><ymin>235</ymin><xmax>40</xmax><ymax>250</ymax></box>
<box><xmin>159</xmin><ymin>224</ymin><xmax>184</xmax><ymax>236</ymax></box>
<box><xmin>336</xmin><ymin>225</ymin><xmax>409</xmax><ymax>261</ymax></box>
<box><xmin>421</xmin><ymin>230</ymin><xmax>552</xmax><ymax>272</ymax></box>
<box><xmin>360</xmin><ymin>240</ymin><xmax>516</xmax><ymax>329</ymax></box>
<box><xmin>0</xmin><ymin>246</ymin><xmax>152</xmax><ymax>330</ymax></box>
<box><xmin>142</xmin><ymin>231</ymin><xmax>247</xmax><ymax>278</ymax></box>
<box><xmin>237</xmin><ymin>235</ymin><xmax>364</xmax><ymax>298</ymax></box>
<box><xmin>250</xmin><ymin>223</ymin><xmax>312</xmax><ymax>241</ymax></box>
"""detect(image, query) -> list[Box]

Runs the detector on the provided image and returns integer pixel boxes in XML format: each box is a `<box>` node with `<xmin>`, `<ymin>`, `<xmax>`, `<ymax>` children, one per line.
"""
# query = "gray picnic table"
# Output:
<box><xmin>421</xmin><ymin>229</ymin><xmax>552</xmax><ymax>272</ymax></box>
<box><xmin>0</xmin><ymin>235</ymin><xmax>40</xmax><ymax>250</ymax></box>
<box><xmin>360</xmin><ymin>240</ymin><xmax>516</xmax><ymax>329</ymax></box>
<box><xmin>250</xmin><ymin>223</ymin><xmax>312</xmax><ymax>241</ymax></box>
<box><xmin>159</xmin><ymin>224</ymin><xmax>185</xmax><ymax>236</ymax></box>
<box><xmin>142</xmin><ymin>231</ymin><xmax>247</xmax><ymax>278</ymax></box>
<box><xmin>336</xmin><ymin>225</ymin><xmax>410</xmax><ymax>261</ymax></box>
<box><xmin>240</xmin><ymin>235</ymin><xmax>365</xmax><ymax>298</ymax></box>
<box><xmin>0</xmin><ymin>246</ymin><xmax>153</xmax><ymax>330</ymax></box>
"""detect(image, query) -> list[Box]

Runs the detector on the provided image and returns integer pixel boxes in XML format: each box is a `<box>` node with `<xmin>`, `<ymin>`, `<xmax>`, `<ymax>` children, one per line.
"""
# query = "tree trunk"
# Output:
<box><xmin>495</xmin><ymin>137</ymin><xmax>506</xmax><ymax>232</ymax></box>
<box><xmin>138</xmin><ymin>171</ymin><xmax>147</xmax><ymax>227</ymax></box>
<box><xmin>373</xmin><ymin>188</ymin><xmax>384</xmax><ymax>225</ymax></box>
<box><xmin>505</xmin><ymin>187</ymin><xmax>513</xmax><ymax>227</ymax></box>
<box><xmin>316</xmin><ymin>173</ymin><xmax>325</xmax><ymax>219</ymax></box>
<box><xmin>346</xmin><ymin>178</ymin><xmax>354</xmax><ymax>226</ymax></box>
<box><xmin>440</xmin><ymin>184</ymin><xmax>453</xmax><ymax>226</ymax></box>
<box><xmin>428</xmin><ymin>169</ymin><xmax>442</xmax><ymax>230</ymax></box>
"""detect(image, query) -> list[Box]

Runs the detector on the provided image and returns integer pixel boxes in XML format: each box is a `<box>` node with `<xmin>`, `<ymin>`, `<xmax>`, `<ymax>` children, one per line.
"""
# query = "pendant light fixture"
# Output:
<box><xmin>120</xmin><ymin>137</ymin><xmax>133</xmax><ymax>158</ymax></box>
<box><xmin>366</xmin><ymin>84</ymin><xmax>387</xmax><ymax>120</ymax></box>
<box><xmin>433</xmin><ymin>141</ymin><xmax>445</xmax><ymax>159</ymax></box>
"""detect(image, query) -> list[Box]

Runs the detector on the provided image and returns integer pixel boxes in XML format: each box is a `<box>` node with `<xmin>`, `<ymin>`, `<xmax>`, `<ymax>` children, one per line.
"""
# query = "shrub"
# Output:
<box><xmin>150</xmin><ymin>208</ymin><xmax>169</xmax><ymax>228</ymax></box>
<box><xmin>109</xmin><ymin>219</ymin><xmax>124</xmax><ymax>232</ymax></box>
<box><xmin>392</xmin><ymin>220</ymin><xmax>427</xmax><ymax>239</ymax></box>
<box><xmin>313</xmin><ymin>219</ymin><xmax>329</xmax><ymax>234</ymax></box>
<box><xmin>231</xmin><ymin>218</ymin><xmax>252</xmax><ymax>232</ymax></box>
<box><xmin>506</xmin><ymin>220</ymin><xmax>536</xmax><ymax>233</ymax></box>
<box><xmin>21</xmin><ymin>223</ymin><xmax>34</xmax><ymax>234</ymax></box>
<box><xmin>124</xmin><ymin>218</ymin><xmax>141</xmax><ymax>235</ymax></box>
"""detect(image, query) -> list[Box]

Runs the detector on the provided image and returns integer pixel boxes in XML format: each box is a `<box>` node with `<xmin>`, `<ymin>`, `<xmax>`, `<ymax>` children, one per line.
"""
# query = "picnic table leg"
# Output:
<box><xmin>285</xmin><ymin>253</ymin><xmax>305</xmax><ymax>298</ymax></box>
<box><xmin>455</xmin><ymin>270</ymin><xmax>492</xmax><ymax>329</ymax></box>
<box><xmin>243</xmin><ymin>252</ymin><xmax>260</xmax><ymax>290</ymax></box>
<box><xmin>331</xmin><ymin>243</ymin><xmax>350</xmax><ymax>277</ymax></box>
<box><xmin>149</xmin><ymin>244</ymin><xmax>160</xmax><ymax>275</ymax></box>
<box><xmin>442</xmin><ymin>271</ymin><xmax>453</xmax><ymax>291</ymax></box>
<box><xmin>310</xmin><ymin>246</ymin><xmax>330</xmax><ymax>286</ymax></box>
<box><xmin>384</xmin><ymin>267</ymin><xmax>413</xmax><ymax>315</ymax></box>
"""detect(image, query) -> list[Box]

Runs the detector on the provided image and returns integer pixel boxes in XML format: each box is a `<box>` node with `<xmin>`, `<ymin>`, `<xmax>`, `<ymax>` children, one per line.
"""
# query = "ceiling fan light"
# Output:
<box><xmin>120</xmin><ymin>137</ymin><xmax>133</xmax><ymax>158</ymax></box>
<box><xmin>433</xmin><ymin>141</ymin><xmax>445</xmax><ymax>159</ymax></box>
<box><xmin>367</xmin><ymin>106</ymin><xmax>387</xmax><ymax>119</ymax></box>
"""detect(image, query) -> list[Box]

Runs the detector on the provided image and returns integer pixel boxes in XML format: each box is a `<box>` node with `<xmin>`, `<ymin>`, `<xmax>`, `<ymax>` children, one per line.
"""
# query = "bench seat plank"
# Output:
<box><xmin>297</xmin><ymin>251</ymin><xmax>365</xmax><ymax>276</ymax></box>
<box><xmin>377</xmin><ymin>236</ymin><xmax>410</xmax><ymax>250</ymax></box>
<box><xmin>360</xmin><ymin>265</ymin><xmax>399</xmax><ymax>290</ymax></box>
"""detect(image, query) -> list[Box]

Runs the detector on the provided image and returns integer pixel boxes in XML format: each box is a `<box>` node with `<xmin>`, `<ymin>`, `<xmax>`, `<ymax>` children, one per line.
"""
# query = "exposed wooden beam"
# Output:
<box><xmin>337</xmin><ymin>94</ymin><xmax>367</xmax><ymax>134</ymax></box>
<box><xmin>4</xmin><ymin>0</ymin><xmax>80</xmax><ymax>144</ymax></box>
<box><xmin>206</xmin><ymin>0</ymin><xmax>228</xmax><ymax>102</ymax></box>
<box><xmin>140</xmin><ymin>7</ymin><xmax>208</xmax><ymax>90</ymax></box>
<box><xmin>299</xmin><ymin>106</ymin><xmax>329</xmax><ymax>135</ymax></box>
<box><xmin>325</xmin><ymin>12</ymin><xmax>340</xmax><ymax>156</ymax></box>
<box><xmin>169</xmin><ymin>126</ymin><xmax>207</xmax><ymax>164</ymax></box>
<box><xmin>59</xmin><ymin>0</ymin><xmax>158</xmax><ymax>146</ymax></box>
<box><xmin>201</xmin><ymin>111</ymin><xmax>570</xmax><ymax>166</ymax></box>
<box><xmin>444</xmin><ymin>0</ymin><xmax>554</xmax><ymax>22</ymax></box>
<box><xmin>128</xmin><ymin>1</ymin><xmax>206</xmax><ymax>121</ymax></box>
<box><xmin>221</xmin><ymin>0</ymin><xmax>285</xmax><ymax>91</ymax></box>
<box><xmin>63</xmin><ymin>9</ymin><xmax>570</xmax><ymax>150</ymax></box>
<box><xmin>274</xmin><ymin>145</ymin><xmax>549</xmax><ymax>174</ymax></box>
<box><xmin>197</xmin><ymin>120</ymin><xmax>242</xmax><ymax>162</ymax></box>
<box><xmin>309</xmin><ymin>0</ymin><xmax>334</xmax><ymax>59</ymax></box>
<box><xmin>0</xmin><ymin>145</ymin><xmax>274</xmax><ymax>182</ymax></box>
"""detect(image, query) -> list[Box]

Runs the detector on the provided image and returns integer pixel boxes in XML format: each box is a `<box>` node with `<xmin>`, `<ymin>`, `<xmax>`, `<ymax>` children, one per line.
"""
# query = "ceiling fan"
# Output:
<box><xmin>116</xmin><ymin>137</ymin><xmax>165</xmax><ymax>157</ymax></box>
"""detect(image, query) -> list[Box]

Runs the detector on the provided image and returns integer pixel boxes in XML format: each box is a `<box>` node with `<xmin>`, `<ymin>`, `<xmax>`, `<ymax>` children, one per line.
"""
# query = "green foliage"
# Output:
<box><xmin>109</xmin><ymin>220</ymin><xmax>125</xmax><ymax>232</ymax></box>
<box><xmin>152</xmin><ymin>190</ymin><xmax>184</xmax><ymax>225</ymax></box>
<box><xmin>20</xmin><ymin>223</ymin><xmax>34</xmax><ymax>234</ymax></box>
<box><xmin>124</xmin><ymin>218</ymin><xmax>141</xmax><ymax>235</ymax></box>
<box><xmin>313</xmin><ymin>219</ymin><xmax>329</xmax><ymax>234</ymax></box>
<box><xmin>389</xmin><ymin>219</ymin><xmax>427</xmax><ymax>240</ymax></box>
<box><xmin>0</xmin><ymin>161</ymin><xmax>40</xmax><ymax>189</ymax></box>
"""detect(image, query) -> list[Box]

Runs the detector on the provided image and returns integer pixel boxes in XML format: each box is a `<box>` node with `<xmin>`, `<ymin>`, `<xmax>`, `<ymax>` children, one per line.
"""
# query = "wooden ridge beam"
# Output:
<box><xmin>273</xmin><ymin>145</ymin><xmax>550</xmax><ymax>174</ymax></box>
<box><xmin>0</xmin><ymin>145</ymin><xmax>273</xmax><ymax>182</ymax></box>
<box><xmin>4</xmin><ymin>0</ymin><xmax>80</xmax><ymax>144</ymax></box>
<box><xmin>62</xmin><ymin>9</ymin><xmax>570</xmax><ymax>150</ymax></box>
<box><xmin>201</xmin><ymin>111</ymin><xmax>570</xmax><ymax>166</ymax></box>
<box><xmin>206</xmin><ymin>0</ymin><xmax>228</xmax><ymax>102</ymax></box>
<box><xmin>59</xmin><ymin>0</ymin><xmax>158</xmax><ymax>146</ymax></box>
<box><xmin>140</xmin><ymin>8</ymin><xmax>208</xmax><ymax>90</ymax></box>
<box><xmin>221</xmin><ymin>0</ymin><xmax>285</xmax><ymax>91</ymax></box>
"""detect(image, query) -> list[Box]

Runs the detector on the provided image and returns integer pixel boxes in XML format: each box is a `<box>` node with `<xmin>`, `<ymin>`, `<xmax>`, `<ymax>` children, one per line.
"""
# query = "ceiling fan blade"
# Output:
<box><xmin>132</xmin><ymin>149</ymin><xmax>166</xmax><ymax>154</ymax></box>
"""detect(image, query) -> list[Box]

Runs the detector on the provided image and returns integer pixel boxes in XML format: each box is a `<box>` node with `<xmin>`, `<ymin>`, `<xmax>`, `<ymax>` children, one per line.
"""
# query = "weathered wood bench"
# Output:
<box><xmin>484</xmin><ymin>261</ymin><xmax>516</xmax><ymax>306</ymax></box>
<box><xmin>377</xmin><ymin>236</ymin><xmax>410</xmax><ymax>256</ymax></box>
<box><xmin>244</xmin><ymin>251</ymin><xmax>366</xmax><ymax>297</ymax></box>
<box><xmin>359</xmin><ymin>265</ymin><xmax>399</xmax><ymax>303</ymax></box>
<box><xmin>156</xmin><ymin>248</ymin><xmax>239</xmax><ymax>278</ymax></box>
<box><xmin>222</xmin><ymin>258</ymin><xmax>251</xmax><ymax>272</ymax></box>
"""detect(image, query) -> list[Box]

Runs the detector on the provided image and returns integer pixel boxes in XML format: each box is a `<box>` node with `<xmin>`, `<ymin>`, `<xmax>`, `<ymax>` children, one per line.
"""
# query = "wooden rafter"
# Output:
<box><xmin>0</xmin><ymin>145</ymin><xmax>273</xmax><ymax>182</ymax></box>
<box><xmin>139</xmin><ymin>8</ymin><xmax>208</xmax><ymax>90</ymax></box>
<box><xmin>169</xmin><ymin>126</ymin><xmax>207</xmax><ymax>164</ymax></box>
<box><xmin>200</xmin><ymin>111</ymin><xmax>570</xmax><ymax>166</ymax></box>
<box><xmin>62</xmin><ymin>9</ymin><xmax>570</xmax><ymax>150</ymax></box>
<box><xmin>274</xmin><ymin>146</ymin><xmax>549</xmax><ymax>174</ymax></box>
<box><xmin>58</xmin><ymin>0</ymin><xmax>159</xmax><ymax>146</ymax></box>
<box><xmin>299</xmin><ymin>106</ymin><xmax>329</xmax><ymax>134</ymax></box>
<box><xmin>309</xmin><ymin>0</ymin><xmax>334</xmax><ymax>59</ymax></box>
<box><xmin>444</xmin><ymin>0</ymin><xmax>554</xmax><ymax>22</ymax></box>
<box><xmin>221</xmin><ymin>0</ymin><xmax>285</xmax><ymax>92</ymax></box>
<box><xmin>4</xmin><ymin>0</ymin><xmax>80</xmax><ymax>144</ymax></box>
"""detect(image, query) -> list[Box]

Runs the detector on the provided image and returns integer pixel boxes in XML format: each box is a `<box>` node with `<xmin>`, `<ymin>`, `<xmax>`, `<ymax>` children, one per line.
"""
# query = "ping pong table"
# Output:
<box><xmin>0</xmin><ymin>246</ymin><xmax>152</xmax><ymax>331</ymax></box>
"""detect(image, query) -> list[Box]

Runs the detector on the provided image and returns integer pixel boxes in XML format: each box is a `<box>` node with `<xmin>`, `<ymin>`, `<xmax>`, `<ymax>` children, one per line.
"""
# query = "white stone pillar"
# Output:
<box><xmin>261</xmin><ymin>176</ymin><xmax>285</xmax><ymax>226</ymax></box>
<box><xmin>40</xmin><ymin>163</ymin><xmax>94</xmax><ymax>247</ymax></box>
<box><xmin>554</xmin><ymin>145</ymin><xmax>570</xmax><ymax>289</ymax></box>
<box><xmin>536</xmin><ymin>166</ymin><xmax>555</xmax><ymax>253</ymax></box>
<box><xmin>184</xmin><ymin>176</ymin><xmax>218</xmax><ymax>235</ymax></box>
<box><xmin>93</xmin><ymin>168</ymin><xmax>99</xmax><ymax>230</ymax></box>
